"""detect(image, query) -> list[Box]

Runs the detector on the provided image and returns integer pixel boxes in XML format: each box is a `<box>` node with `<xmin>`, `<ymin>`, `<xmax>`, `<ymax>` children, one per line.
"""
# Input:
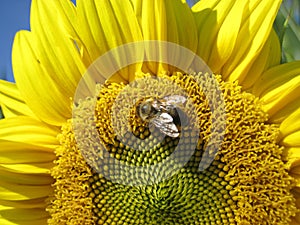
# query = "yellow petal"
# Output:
<box><xmin>0</xmin><ymin>117</ymin><xmax>55</xmax><ymax>200</ymax></box>
<box><xmin>12</xmin><ymin>31</ymin><xmax>70</xmax><ymax>126</ymax></box>
<box><xmin>263</xmin><ymin>75</ymin><xmax>300</xmax><ymax>117</ymax></box>
<box><xmin>252</xmin><ymin>61</ymin><xmax>300</xmax><ymax>118</ymax></box>
<box><xmin>31</xmin><ymin>0</ymin><xmax>87</xmax><ymax>75</ymax></box>
<box><xmin>77</xmin><ymin>0</ymin><xmax>143</xmax><ymax>82</ymax></box>
<box><xmin>283</xmin><ymin>147</ymin><xmax>300</xmax><ymax>164</ymax></box>
<box><xmin>0</xmin><ymin>141</ymin><xmax>56</xmax><ymax>164</ymax></box>
<box><xmin>0</xmin><ymin>198</ymin><xmax>47</xmax><ymax>209</ymax></box>
<box><xmin>30</xmin><ymin>0</ymin><xmax>86</xmax><ymax>73</ymax></box>
<box><xmin>134</xmin><ymin>0</ymin><xmax>197</xmax><ymax>74</ymax></box>
<box><xmin>269</xmin><ymin>99</ymin><xmax>300</xmax><ymax>124</ymax></box>
<box><xmin>0</xmin><ymin>167</ymin><xmax>53</xmax><ymax>186</ymax></box>
<box><xmin>281</xmin><ymin>131</ymin><xmax>300</xmax><ymax>147</ymax></box>
<box><xmin>253</xmin><ymin>61</ymin><xmax>300</xmax><ymax>96</ymax></box>
<box><xmin>0</xmin><ymin>117</ymin><xmax>54</xmax><ymax>223</ymax></box>
<box><xmin>193</xmin><ymin>0</ymin><xmax>281</xmax><ymax>81</ymax></box>
<box><xmin>0</xmin><ymin>218</ymin><xmax>47</xmax><ymax>225</ymax></box>
<box><xmin>283</xmin><ymin>147</ymin><xmax>300</xmax><ymax>171</ymax></box>
<box><xmin>279</xmin><ymin>107</ymin><xmax>300</xmax><ymax>140</ymax></box>
<box><xmin>263</xmin><ymin>29</ymin><xmax>281</xmax><ymax>70</ymax></box>
<box><xmin>12</xmin><ymin>0</ymin><xmax>86</xmax><ymax>126</ymax></box>
<box><xmin>0</xmin><ymin>181</ymin><xmax>52</xmax><ymax>201</ymax></box>
<box><xmin>0</xmin><ymin>159</ymin><xmax>54</xmax><ymax>186</ymax></box>
<box><xmin>192</xmin><ymin>0</ymin><xmax>226</xmax><ymax>65</ymax></box>
<box><xmin>0</xmin><ymin>206</ymin><xmax>48</xmax><ymax>221</ymax></box>
<box><xmin>0</xmin><ymin>116</ymin><xmax>59</xmax><ymax>148</ymax></box>
<box><xmin>0</xmin><ymin>163</ymin><xmax>53</xmax><ymax>175</ymax></box>
<box><xmin>0</xmin><ymin>80</ymin><xmax>35</xmax><ymax>118</ymax></box>
<box><xmin>287</xmin><ymin>157</ymin><xmax>300</xmax><ymax>169</ymax></box>
<box><xmin>242</xmin><ymin>29</ymin><xmax>281</xmax><ymax>90</ymax></box>
<box><xmin>193</xmin><ymin>0</ymin><xmax>245</xmax><ymax>73</ymax></box>
<box><xmin>222</xmin><ymin>0</ymin><xmax>281</xmax><ymax>82</ymax></box>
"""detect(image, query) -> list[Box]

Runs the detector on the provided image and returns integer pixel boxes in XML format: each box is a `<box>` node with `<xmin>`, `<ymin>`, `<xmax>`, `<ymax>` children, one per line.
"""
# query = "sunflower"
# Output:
<box><xmin>1</xmin><ymin>0</ymin><xmax>300</xmax><ymax>224</ymax></box>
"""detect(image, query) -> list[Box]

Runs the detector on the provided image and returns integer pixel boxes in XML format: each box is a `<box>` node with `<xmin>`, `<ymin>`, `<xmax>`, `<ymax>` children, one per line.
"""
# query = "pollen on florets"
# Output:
<box><xmin>48</xmin><ymin>72</ymin><xmax>297</xmax><ymax>225</ymax></box>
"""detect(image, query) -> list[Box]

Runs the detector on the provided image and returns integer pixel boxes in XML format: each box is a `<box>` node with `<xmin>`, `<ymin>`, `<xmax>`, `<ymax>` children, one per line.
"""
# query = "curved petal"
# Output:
<box><xmin>281</xmin><ymin>131</ymin><xmax>300</xmax><ymax>147</ymax></box>
<box><xmin>0</xmin><ymin>206</ymin><xmax>48</xmax><ymax>222</ymax></box>
<box><xmin>279</xmin><ymin>107</ymin><xmax>300</xmax><ymax>142</ymax></box>
<box><xmin>76</xmin><ymin>0</ymin><xmax>143</xmax><ymax>82</ymax></box>
<box><xmin>132</xmin><ymin>0</ymin><xmax>197</xmax><ymax>74</ymax></box>
<box><xmin>0</xmin><ymin>166</ymin><xmax>53</xmax><ymax>186</ymax></box>
<box><xmin>0</xmin><ymin>116</ymin><xmax>56</xmax><ymax>224</ymax></box>
<box><xmin>12</xmin><ymin>0</ymin><xmax>86</xmax><ymax>126</ymax></box>
<box><xmin>0</xmin><ymin>141</ymin><xmax>56</xmax><ymax>164</ymax></box>
<box><xmin>193</xmin><ymin>0</ymin><xmax>245</xmax><ymax>72</ymax></box>
<box><xmin>0</xmin><ymin>116</ymin><xmax>59</xmax><ymax>148</ymax></box>
<box><xmin>0</xmin><ymin>198</ymin><xmax>47</xmax><ymax>209</ymax></box>
<box><xmin>0</xmin><ymin>116</ymin><xmax>57</xmax><ymax>185</ymax></box>
<box><xmin>270</xmin><ymin>100</ymin><xmax>300</xmax><ymax>125</ymax></box>
<box><xmin>192</xmin><ymin>0</ymin><xmax>281</xmax><ymax>81</ymax></box>
<box><xmin>1</xmin><ymin>163</ymin><xmax>53</xmax><ymax>175</ymax></box>
<box><xmin>221</xmin><ymin>0</ymin><xmax>282</xmax><ymax>81</ymax></box>
<box><xmin>242</xmin><ymin>29</ymin><xmax>281</xmax><ymax>90</ymax></box>
<box><xmin>0</xmin><ymin>181</ymin><xmax>52</xmax><ymax>201</ymax></box>
<box><xmin>283</xmin><ymin>147</ymin><xmax>300</xmax><ymax>170</ymax></box>
<box><xmin>0</xmin><ymin>80</ymin><xmax>36</xmax><ymax>119</ymax></box>
<box><xmin>0</xmin><ymin>218</ymin><xmax>47</xmax><ymax>225</ymax></box>
<box><xmin>252</xmin><ymin>61</ymin><xmax>300</xmax><ymax>120</ymax></box>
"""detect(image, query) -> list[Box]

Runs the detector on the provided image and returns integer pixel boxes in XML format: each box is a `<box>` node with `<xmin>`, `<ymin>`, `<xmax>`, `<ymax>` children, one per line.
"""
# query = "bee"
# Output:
<box><xmin>137</xmin><ymin>95</ymin><xmax>188</xmax><ymax>138</ymax></box>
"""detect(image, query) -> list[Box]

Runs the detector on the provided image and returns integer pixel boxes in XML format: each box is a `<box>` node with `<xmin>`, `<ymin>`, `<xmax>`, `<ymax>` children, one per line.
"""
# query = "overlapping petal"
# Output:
<box><xmin>131</xmin><ymin>0</ymin><xmax>197</xmax><ymax>74</ymax></box>
<box><xmin>193</xmin><ymin>0</ymin><xmax>244</xmax><ymax>72</ymax></box>
<box><xmin>0</xmin><ymin>141</ymin><xmax>56</xmax><ymax>165</ymax></box>
<box><xmin>0</xmin><ymin>116</ymin><xmax>57</xmax><ymax>225</ymax></box>
<box><xmin>0</xmin><ymin>217</ymin><xmax>47</xmax><ymax>225</ymax></box>
<box><xmin>0</xmin><ymin>80</ymin><xmax>35</xmax><ymax>118</ymax></box>
<box><xmin>76</xmin><ymin>0</ymin><xmax>143</xmax><ymax>82</ymax></box>
<box><xmin>192</xmin><ymin>0</ymin><xmax>282</xmax><ymax>83</ymax></box>
<box><xmin>252</xmin><ymin>61</ymin><xmax>300</xmax><ymax>122</ymax></box>
<box><xmin>279</xmin><ymin>107</ymin><xmax>300</xmax><ymax>147</ymax></box>
<box><xmin>283</xmin><ymin>147</ymin><xmax>300</xmax><ymax>169</ymax></box>
<box><xmin>242</xmin><ymin>29</ymin><xmax>281</xmax><ymax>90</ymax></box>
<box><xmin>0</xmin><ymin>207</ymin><xmax>48</xmax><ymax>225</ymax></box>
<box><xmin>12</xmin><ymin>0</ymin><xmax>86</xmax><ymax>126</ymax></box>
<box><xmin>0</xmin><ymin>116</ymin><xmax>57</xmax><ymax>185</ymax></box>
<box><xmin>0</xmin><ymin>163</ymin><xmax>54</xmax><ymax>186</ymax></box>
<box><xmin>0</xmin><ymin>116</ymin><xmax>59</xmax><ymax>148</ymax></box>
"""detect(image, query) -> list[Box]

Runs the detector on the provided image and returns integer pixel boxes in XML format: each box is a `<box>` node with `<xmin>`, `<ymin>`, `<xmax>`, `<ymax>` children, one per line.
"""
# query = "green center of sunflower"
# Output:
<box><xmin>47</xmin><ymin>72</ymin><xmax>297</xmax><ymax>225</ymax></box>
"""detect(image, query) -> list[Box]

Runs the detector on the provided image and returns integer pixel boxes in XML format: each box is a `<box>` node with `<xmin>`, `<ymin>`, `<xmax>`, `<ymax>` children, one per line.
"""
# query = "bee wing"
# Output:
<box><xmin>150</xmin><ymin>113</ymin><xmax>179</xmax><ymax>138</ymax></box>
<box><xmin>157</xmin><ymin>112</ymin><xmax>173</xmax><ymax>123</ymax></box>
<box><xmin>163</xmin><ymin>95</ymin><xmax>187</xmax><ymax>105</ymax></box>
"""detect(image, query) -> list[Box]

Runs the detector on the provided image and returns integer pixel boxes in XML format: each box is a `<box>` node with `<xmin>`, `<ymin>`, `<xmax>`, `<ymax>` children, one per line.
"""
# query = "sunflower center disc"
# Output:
<box><xmin>48</xmin><ymin>72</ymin><xmax>297</xmax><ymax>225</ymax></box>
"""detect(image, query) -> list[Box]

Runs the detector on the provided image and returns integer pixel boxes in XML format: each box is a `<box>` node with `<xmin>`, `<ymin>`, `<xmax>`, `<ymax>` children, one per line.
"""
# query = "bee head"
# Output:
<box><xmin>137</xmin><ymin>98</ymin><xmax>157</xmax><ymax>121</ymax></box>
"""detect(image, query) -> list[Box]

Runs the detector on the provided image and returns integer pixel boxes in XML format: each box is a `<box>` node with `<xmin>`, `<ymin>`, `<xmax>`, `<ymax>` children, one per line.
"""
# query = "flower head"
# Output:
<box><xmin>1</xmin><ymin>0</ymin><xmax>300</xmax><ymax>224</ymax></box>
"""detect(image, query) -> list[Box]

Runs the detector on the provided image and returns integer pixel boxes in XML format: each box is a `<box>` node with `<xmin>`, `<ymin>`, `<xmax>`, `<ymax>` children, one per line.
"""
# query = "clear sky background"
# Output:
<box><xmin>0</xmin><ymin>0</ymin><xmax>31</xmax><ymax>81</ymax></box>
<box><xmin>0</xmin><ymin>0</ymin><xmax>195</xmax><ymax>82</ymax></box>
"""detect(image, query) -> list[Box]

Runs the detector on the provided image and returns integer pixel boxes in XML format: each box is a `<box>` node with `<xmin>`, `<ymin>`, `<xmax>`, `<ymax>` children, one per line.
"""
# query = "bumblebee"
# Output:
<box><xmin>137</xmin><ymin>95</ymin><xmax>187</xmax><ymax>138</ymax></box>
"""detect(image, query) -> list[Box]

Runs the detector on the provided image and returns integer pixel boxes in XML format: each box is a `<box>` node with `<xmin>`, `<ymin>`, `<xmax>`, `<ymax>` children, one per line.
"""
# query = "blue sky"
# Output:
<box><xmin>0</xmin><ymin>0</ymin><xmax>31</xmax><ymax>81</ymax></box>
<box><xmin>0</xmin><ymin>0</ymin><xmax>195</xmax><ymax>82</ymax></box>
